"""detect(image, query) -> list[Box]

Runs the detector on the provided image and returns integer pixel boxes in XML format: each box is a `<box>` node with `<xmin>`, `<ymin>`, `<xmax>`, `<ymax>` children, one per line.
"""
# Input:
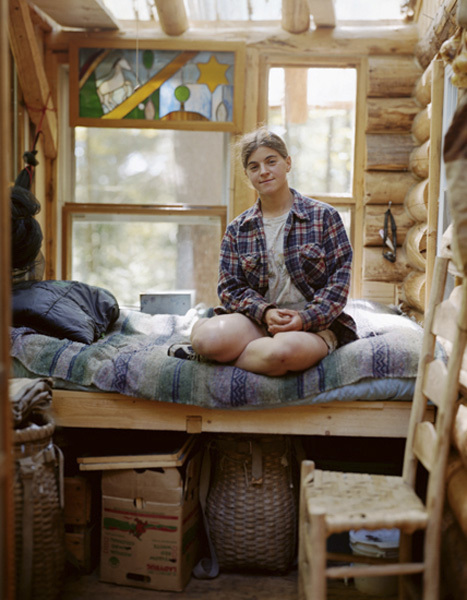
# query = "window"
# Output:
<box><xmin>268</xmin><ymin>66</ymin><xmax>357</xmax><ymax>238</ymax></box>
<box><xmin>74</xmin><ymin>128</ymin><xmax>227</xmax><ymax>206</ymax></box>
<box><xmin>67</xmin><ymin>127</ymin><xmax>229</xmax><ymax>308</ymax></box>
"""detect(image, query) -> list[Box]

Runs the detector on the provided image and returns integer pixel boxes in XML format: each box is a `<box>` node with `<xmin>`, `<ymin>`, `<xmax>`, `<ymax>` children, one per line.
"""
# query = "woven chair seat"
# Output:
<box><xmin>303</xmin><ymin>469</ymin><xmax>428</xmax><ymax>534</ymax></box>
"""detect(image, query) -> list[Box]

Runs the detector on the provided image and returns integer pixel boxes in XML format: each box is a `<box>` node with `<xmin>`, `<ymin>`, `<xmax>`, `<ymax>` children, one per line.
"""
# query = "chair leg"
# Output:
<box><xmin>309</xmin><ymin>511</ymin><xmax>327</xmax><ymax>600</ymax></box>
<box><xmin>298</xmin><ymin>461</ymin><xmax>327</xmax><ymax>600</ymax></box>
<box><xmin>398</xmin><ymin>532</ymin><xmax>412</xmax><ymax>600</ymax></box>
<box><xmin>422</xmin><ymin>527</ymin><xmax>441</xmax><ymax>600</ymax></box>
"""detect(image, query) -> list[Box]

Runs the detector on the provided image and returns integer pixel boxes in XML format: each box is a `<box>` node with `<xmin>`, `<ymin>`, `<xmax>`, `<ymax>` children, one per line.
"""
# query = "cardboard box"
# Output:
<box><xmin>100</xmin><ymin>450</ymin><xmax>201</xmax><ymax>592</ymax></box>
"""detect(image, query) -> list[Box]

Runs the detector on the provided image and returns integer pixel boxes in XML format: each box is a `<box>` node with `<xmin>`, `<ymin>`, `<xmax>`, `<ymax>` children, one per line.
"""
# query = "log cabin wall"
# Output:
<box><xmin>361</xmin><ymin>0</ymin><xmax>460</xmax><ymax>319</ymax></box>
<box><xmin>362</xmin><ymin>55</ymin><xmax>421</xmax><ymax>306</ymax></box>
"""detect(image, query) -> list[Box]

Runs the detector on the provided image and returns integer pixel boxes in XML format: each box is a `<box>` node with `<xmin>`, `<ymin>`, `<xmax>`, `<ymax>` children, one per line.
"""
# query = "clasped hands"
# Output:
<box><xmin>263</xmin><ymin>307</ymin><xmax>303</xmax><ymax>334</ymax></box>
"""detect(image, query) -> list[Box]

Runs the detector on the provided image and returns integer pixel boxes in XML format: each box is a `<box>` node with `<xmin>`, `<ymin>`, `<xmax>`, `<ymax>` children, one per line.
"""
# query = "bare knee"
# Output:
<box><xmin>191</xmin><ymin>314</ymin><xmax>263</xmax><ymax>362</ymax></box>
<box><xmin>191</xmin><ymin>321</ymin><xmax>224</xmax><ymax>357</ymax></box>
<box><xmin>261</xmin><ymin>339</ymin><xmax>296</xmax><ymax>376</ymax></box>
<box><xmin>260</xmin><ymin>334</ymin><xmax>327</xmax><ymax>376</ymax></box>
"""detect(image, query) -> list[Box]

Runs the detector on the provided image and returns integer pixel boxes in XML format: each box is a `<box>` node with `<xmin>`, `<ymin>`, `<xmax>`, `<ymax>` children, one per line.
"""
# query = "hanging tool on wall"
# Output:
<box><xmin>380</xmin><ymin>202</ymin><xmax>397</xmax><ymax>263</ymax></box>
<box><xmin>14</xmin><ymin>92</ymin><xmax>51</xmax><ymax>190</ymax></box>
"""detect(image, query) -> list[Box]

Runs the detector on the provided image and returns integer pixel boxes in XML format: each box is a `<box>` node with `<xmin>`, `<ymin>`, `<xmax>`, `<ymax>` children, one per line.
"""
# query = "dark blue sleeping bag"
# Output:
<box><xmin>12</xmin><ymin>280</ymin><xmax>119</xmax><ymax>344</ymax></box>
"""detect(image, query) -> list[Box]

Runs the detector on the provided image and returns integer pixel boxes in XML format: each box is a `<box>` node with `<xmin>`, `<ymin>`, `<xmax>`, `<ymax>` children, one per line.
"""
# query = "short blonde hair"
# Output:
<box><xmin>238</xmin><ymin>127</ymin><xmax>289</xmax><ymax>169</ymax></box>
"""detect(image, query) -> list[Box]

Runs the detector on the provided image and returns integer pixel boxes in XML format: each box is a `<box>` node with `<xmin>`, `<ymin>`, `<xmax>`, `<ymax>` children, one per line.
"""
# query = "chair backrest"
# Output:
<box><xmin>402</xmin><ymin>256</ymin><xmax>467</xmax><ymax>523</ymax></box>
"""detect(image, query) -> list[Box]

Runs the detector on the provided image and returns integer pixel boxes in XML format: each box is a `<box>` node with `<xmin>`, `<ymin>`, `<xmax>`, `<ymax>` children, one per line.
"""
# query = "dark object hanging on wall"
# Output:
<box><xmin>382</xmin><ymin>203</ymin><xmax>397</xmax><ymax>263</ymax></box>
<box><xmin>14</xmin><ymin>149</ymin><xmax>39</xmax><ymax>191</ymax></box>
<box><xmin>10</xmin><ymin>185</ymin><xmax>44</xmax><ymax>274</ymax></box>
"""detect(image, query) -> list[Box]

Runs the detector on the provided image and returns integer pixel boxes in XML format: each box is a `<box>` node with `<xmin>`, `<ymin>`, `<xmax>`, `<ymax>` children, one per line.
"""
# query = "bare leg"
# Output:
<box><xmin>191</xmin><ymin>313</ymin><xmax>266</xmax><ymax>363</ymax></box>
<box><xmin>234</xmin><ymin>331</ymin><xmax>328</xmax><ymax>376</ymax></box>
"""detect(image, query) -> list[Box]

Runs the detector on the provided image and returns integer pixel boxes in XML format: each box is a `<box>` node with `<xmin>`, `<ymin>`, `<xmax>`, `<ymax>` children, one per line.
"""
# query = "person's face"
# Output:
<box><xmin>245</xmin><ymin>146</ymin><xmax>291</xmax><ymax>196</ymax></box>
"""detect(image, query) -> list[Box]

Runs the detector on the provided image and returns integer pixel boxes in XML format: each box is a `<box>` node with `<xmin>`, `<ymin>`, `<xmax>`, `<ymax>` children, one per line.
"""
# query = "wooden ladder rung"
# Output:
<box><xmin>423</xmin><ymin>358</ymin><xmax>448</xmax><ymax>407</ymax></box>
<box><xmin>413</xmin><ymin>421</ymin><xmax>436</xmax><ymax>472</ymax></box>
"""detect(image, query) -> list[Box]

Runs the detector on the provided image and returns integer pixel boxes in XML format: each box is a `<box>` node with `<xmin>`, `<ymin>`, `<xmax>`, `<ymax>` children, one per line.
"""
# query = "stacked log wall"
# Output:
<box><xmin>399</xmin><ymin>60</ymin><xmax>433</xmax><ymax>320</ymax></box>
<box><xmin>362</xmin><ymin>55</ymin><xmax>422</xmax><ymax>306</ymax></box>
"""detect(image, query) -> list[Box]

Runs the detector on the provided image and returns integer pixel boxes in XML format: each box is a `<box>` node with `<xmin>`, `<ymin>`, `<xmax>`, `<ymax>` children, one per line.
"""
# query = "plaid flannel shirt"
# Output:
<box><xmin>215</xmin><ymin>189</ymin><xmax>357</xmax><ymax>346</ymax></box>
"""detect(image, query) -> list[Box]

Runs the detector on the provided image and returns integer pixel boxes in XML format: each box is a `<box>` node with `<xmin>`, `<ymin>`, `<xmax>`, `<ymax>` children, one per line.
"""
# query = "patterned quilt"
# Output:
<box><xmin>10</xmin><ymin>300</ymin><xmax>427</xmax><ymax>409</ymax></box>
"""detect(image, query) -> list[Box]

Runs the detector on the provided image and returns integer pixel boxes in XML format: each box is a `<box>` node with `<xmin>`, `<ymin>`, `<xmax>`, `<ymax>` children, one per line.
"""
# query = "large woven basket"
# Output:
<box><xmin>14</xmin><ymin>412</ymin><xmax>65</xmax><ymax>600</ymax></box>
<box><xmin>205</xmin><ymin>434</ymin><xmax>298</xmax><ymax>573</ymax></box>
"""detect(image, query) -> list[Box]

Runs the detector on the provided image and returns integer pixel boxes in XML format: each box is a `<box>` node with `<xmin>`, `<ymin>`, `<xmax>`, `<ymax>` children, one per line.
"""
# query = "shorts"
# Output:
<box><xmin>315</xmin><ymin>329</ymin><xmax>338</xmax><ymax>354</ymax></box>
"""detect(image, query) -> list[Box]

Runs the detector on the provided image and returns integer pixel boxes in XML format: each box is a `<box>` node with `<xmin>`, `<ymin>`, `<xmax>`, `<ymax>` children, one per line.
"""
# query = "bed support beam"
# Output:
<box><xmin>50</xmin><ymin>390</ymin><xmax>434</xmax><ymax>439</ymax></box>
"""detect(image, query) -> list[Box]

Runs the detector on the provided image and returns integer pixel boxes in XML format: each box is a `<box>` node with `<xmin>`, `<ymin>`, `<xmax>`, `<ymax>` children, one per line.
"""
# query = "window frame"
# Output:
<box><xmin>59</xmin><ymin>64</ymin><xmax>230</xmax><ymax>304</ymax></box>
<box><xmin>260</xmin><ymin>56</ymin><xmax>366</xmax><ymax>297</ymax></box>
<box><xmin>61</xmin><ymin>203</ymin><xmax>227</xmax><ymax>281</ymax></box>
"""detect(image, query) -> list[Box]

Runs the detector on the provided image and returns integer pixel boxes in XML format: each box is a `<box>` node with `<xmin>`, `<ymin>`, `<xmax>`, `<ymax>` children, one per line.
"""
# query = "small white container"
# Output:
<box><xmin>140</xmin><ymin>290</ymin><xmax>195</xmax><ymax>315</ymax></box>
<box><xmin>349</xmin><ymin>529</ymin><xmax>400</xmax><ymax>597</ymax></box>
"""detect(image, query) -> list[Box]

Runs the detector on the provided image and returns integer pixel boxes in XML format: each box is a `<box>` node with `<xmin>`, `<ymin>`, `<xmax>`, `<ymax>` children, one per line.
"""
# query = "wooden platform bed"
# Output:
<box><xmin>11</xmin><ymin>299</ymin><xmax>433</xmax><ymax>440</ymax></box>
<box><xmin>50</xmin><ymin>390</ymin><xmax>427</xmax><ymax>438</ymax></box>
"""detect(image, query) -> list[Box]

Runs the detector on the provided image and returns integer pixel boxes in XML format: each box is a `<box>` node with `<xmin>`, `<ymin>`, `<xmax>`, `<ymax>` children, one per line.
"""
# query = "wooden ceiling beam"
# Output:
<box><xmin>31</xmin><ymin>0</ymin><xmax>119</xmax><ymax>30</ymax></box>
<box><xmin>155</xmin><ymin>0</ymin><xmax>189</xmax><ymax>36</ymax></box>
<box><xmin>47</xmin><ymin>23</ymin><xmax>419</xmax><ymax>57</ymax></box>
<box><xmin>282</xmin><ymin>0</ymin><xmax>310</xmax><ymax>34</ymax></box>
<box><xmin>9</xmin><ymin>0</ymin><xmax>57</xmax><ymax>158</ymax></box>
<box><xmin>308</xmin><ymin>0</ymin><xmax>336</xmax><ymax>28</ymax></box>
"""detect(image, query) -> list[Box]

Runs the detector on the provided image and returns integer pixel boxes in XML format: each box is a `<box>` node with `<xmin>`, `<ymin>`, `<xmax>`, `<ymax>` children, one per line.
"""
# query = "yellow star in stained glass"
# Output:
<box><xmin>196</xmin><ymin>55</ymin><xmax>230</xmax><ymax>93</ymax></box>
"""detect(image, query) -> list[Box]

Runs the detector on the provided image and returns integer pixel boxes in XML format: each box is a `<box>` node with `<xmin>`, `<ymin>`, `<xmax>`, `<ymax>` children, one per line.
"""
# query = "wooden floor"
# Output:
<box><xmin>61</xmin><ymin>567</ymin><xmax>398</xmax><ymax>599</ymax></box>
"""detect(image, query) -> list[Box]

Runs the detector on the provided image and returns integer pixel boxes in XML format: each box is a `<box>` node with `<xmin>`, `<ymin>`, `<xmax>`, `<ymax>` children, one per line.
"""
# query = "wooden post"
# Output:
<box><xmin>154</xmin><ymin>0</ymin><xmax>189</xmax><ymax>37</ymax></box>
<box><xmin>282</xmin><ymin>0</ymin><xmax>310</xmax><ymax>34</ymax></box>
<box><xmin>307</xmin><ymin>0</ymin><xmax>336</xmax><ymax>27</ymax></box>
<box><xmin>8</xmin><ymin>0</ymin><xmax>57</xmax><ymax>158</ymax></box>
<box><xmin>44</xmin><ymin>156</ymin><xmax>57</xmax><ymax>279</ymax></box>
<box><xmin>351</xmin><ymin>57</ymin><xmax>368</xmax><ymax>299</ymax></box>
<box><xmin>285</xmin><ymin>68</ymin><xmax>308</xmax><ymax>124</ymax></box>
<box><xmin>425</xmin><ymin>59</ymin><xmax>445</xmax><ymax>310</ymax></box>
<box><xmin>231</xmin><ymin>47</ymin><xmax>259</xmax><ymax>219</ymax></box>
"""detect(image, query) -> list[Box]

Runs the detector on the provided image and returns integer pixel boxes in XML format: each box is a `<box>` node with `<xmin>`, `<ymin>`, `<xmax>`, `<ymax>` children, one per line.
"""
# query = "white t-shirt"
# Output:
<box><xmin>263</xmin><ymin>212</ymin><xmax>307</xmax><ymax>310</ymax></box>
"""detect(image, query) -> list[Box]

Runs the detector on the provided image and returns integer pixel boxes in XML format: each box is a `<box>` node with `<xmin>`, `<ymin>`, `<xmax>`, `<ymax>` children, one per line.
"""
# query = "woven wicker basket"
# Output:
<box><xmin>205</xmin><ymin>434</ymin><xmax>298</xmax><ymax>573</ymax></box>
<box><xmin>14</xmin><ymin>412</ymin><xmax>65</xmax><ymax>600</ymax></box>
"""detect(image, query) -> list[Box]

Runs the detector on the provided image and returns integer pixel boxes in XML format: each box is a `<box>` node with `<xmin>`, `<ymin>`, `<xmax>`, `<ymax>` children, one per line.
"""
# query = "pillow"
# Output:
<box><xmin>12</xmin><ymin>280</ymin><xmax>120</xmax><ymax>344</ymax></box>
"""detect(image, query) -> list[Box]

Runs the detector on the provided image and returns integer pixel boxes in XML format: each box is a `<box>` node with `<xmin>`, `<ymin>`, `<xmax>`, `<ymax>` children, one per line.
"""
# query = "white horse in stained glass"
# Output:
<box><xmin>96</xmin><ymin>57</ymin><xmax>133</xmax><ymax>113</ymax></box>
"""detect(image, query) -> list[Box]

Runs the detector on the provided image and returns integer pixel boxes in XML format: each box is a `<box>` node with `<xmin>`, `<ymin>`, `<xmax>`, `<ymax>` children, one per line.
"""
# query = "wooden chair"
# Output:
<box><xmin>298</xmin><ymin>256</ymin><xmax>467</xmax><ymax>600</ymax></box>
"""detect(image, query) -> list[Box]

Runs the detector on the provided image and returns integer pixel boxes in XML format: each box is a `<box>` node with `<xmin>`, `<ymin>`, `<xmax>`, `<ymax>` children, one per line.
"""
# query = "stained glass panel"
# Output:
<box><xmin>71</xmin><ymin>43</ymin><xmax>243</xmax><ymax>130</ymax></box>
